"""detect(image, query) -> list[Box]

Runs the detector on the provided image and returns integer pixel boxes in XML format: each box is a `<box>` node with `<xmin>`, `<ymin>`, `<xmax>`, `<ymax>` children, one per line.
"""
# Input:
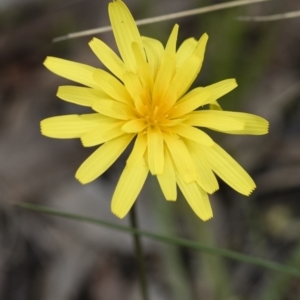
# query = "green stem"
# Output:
<box><xmin>129</xmin><ymin>205</ymin><xmax>149</xmax><ymax>300</ymax></box>
<box><xmin>16</xmin><ymin>203</ymin><xmax>300</xmax><ymax>277</ymax></box>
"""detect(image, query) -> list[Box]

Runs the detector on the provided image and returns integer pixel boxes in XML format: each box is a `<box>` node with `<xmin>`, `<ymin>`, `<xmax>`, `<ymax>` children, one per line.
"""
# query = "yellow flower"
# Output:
<box><xmin>41</xmin><ymin>0</ymin><xmax>268</xmax><ymax>221</ymax></box>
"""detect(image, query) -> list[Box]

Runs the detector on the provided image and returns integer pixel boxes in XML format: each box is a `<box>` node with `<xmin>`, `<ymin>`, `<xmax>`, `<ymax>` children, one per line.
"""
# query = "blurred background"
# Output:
<box><xmin>1</xmin><ymin>0</ymin><xmax>300</xmax><ymax>299</ymax></box>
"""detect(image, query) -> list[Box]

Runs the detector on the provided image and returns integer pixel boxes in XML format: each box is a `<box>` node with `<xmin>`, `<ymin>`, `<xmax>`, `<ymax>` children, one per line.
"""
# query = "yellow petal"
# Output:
<box><xmin>185</xmin><ymin>140</ymin><xmax>219</xmax><ymax>194</ymax></box>
<box><xmin>151</xmin><ymin>25</ymin><xmax>179</xmax><ymax>106</ymax></box>
<box><xmin>171</xmin><ymin>124</ymin><xmax>214</xmax><ymax>146</ymax></box>
<box><xmin>214</xmin><ymin>112</ymin><xmax>269</xmax><ymax>135</ymax></box>
<box><xmin>81</xmin><ymin>121</ymin><xmax>125</xmax><ymax>147</ymax></box>
<box><xmin>93</xmin><ymin>69</ymin><xmax>132</xmax><ymax>104</ymax></box>
<box><xmin>122</xmin><ymin>119</ymin><xmax>148</xmax><ymax>133</ymax></box>
<box><xmin>163</xmin><ymin>132</ymin><xmax>197</xmax><ymax>183</ymax></box>
<box><xmin>132</xmin><ymin>42</ymin><xmax>153</xmax><ymax>90</ymax></box>
<box><xmin>158</xmin><ymin>84</ymin><xmax>177</xmax><ymax>115</ymax></box>
<box><xmin>126</xmin><ymin>133</ymin><xmax>147</xmax><ymax>167</ymax></box>
<box><xmin>194</xmin><ymin>33</ymin><xmax>208</xmax><ymax>60</ymax></box>
<box><xmin>44</xmin><ymin>57</ymin><xmax>99</xmax><ymax>89</ymax></box>
<box><xmin>57</xmin><ymin>86</ymin><xmax>108</xmax><ymax>107</ymax></box>
<box><xmin>185</xmin><ymin>110</ymin><xmax>244</xmax><ymax>132</ymax></box>
<box><xmin>76</xmin><ymin>134</ymin><xmax>134</xmax><ymax>184</ymax></box>
<box><xmin>170</xmin><ymin>88</ymin><xmax>211</xmax><ymax>118</ymax></box>
<box><xmin>165</xmin><ymin>24</ymin><xmax>179</xmax><ymax>56</ymax></box>
<box><xmin>142</xmin><ymin>37</ymin><xmax>164</xmax><ymax>78</ymax></box>
<box><xmin>157</xmin><ymin>148</ymin><xmax>177</xmax><ymax>201</ymax></box>
<box><xmin>92</xmin><ymin>99</ymin><xmax>135</xmax><ymax>120</ymax></box>
<box><xmin>171</xmin><ymin>54</ymin><xmax>203</xmax><ymax>99</ymax></box>
<box><xmin>171</xmin><ymin>34</ymin><xmax>208</xmax><ymax>98</ymax></box>
<box><xmin>109</xmin><ymin>0</ymin><xmax>144</xmax><ymax>71</ymax></box>
<box><xmin>89</xmin><ymin>37</ymin><xmax>127</xmax><ymax>80</ymax></box>
<box><xmin>200</xmin><ymin>143</ymin><xmax>256</xmax><ymax>195</ymax></box>
<box><xmin>147</xmin><ymin>125</ymin><xmax>164</xmax><ymax>175</ymax></box>
<box><xmin>176</xmin><ymin>174</ymin><xmax>213</xmax><ymax>221</ymax></box>
<box><xmin>41</xmin><ymin>114</ymin><xmax>103</xmax><ymax>138</ymax></box>
<box><xmin>205</xmin><ymin>79</ymin><xmax>238</xmax><ymax>102</ymax></box>
<box><xmin>152</xmin><ymin>54</ymin><xmax>175</xmax><ymax>106</ymax></box>
<box><xmin>81</xmin><ymin>113</ymin><xmax>112</xmax><ymax>122</ymax></box>
<box><xmin>176</xmin><ymin>37</ymin><xmax>197</xmax><ymax>67</ymax></box>
<box><xmin>122</xmin><ymin>72</ymin><xmax>147</xmax><ymax>114</ymax></box>
<box><xmin>111</xmin><ymin>157</ymin><xmax>149</xmax><ymax>218</ymax></box>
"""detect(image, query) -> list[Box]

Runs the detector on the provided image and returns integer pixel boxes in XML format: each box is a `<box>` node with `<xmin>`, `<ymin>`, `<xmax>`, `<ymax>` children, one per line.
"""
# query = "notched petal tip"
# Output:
<box><xmin>79</xmin><ymin>137</ymin><xmax>90</xmax><ymax>148</ymax></box>
<box><xmin>75</xmin><ymin>175</ymin><xmax>87</xmax><ymax>185</ymax></box>
<box><xmin>88</xmin><ymin>38</ymin><xmax>97</xmax><ymax>49</ymax></box>
<box><xmin>89</xmin><ymin>37</ymin><xmax>97</xmax><ymax>43</ymax></box>
<box><xmin>111</xmin><ymin>208</ymin><xmax>126</xmax><ymax>219</ymax></box>
<box><xmin>239</xmin><ymin>181</ymin><xmax>256</xmax><ymax>196</ymax></box>
<box><xmin>206</xmin><ymin>186</ymin><xmax>219</xmax><ymax>195</ymax></box>
<box><xmin>202</xmin><ymin>215</ymin><xmax>213</xmax><ymax>222</ymax></box>
<box><xmin>40</xmin><ymin>120</ymin><xmax>45</xmax><ymax>135</ymax></box>
<box><xmin>247</xmin><ymin>185</ymin><xmax>256</xmax><ymax>196</ymax></box>
<box><xmin>75</xmin><ymin>171</ymin><xmax>96</xmax><ymax>185</ymax></box>
<box><xmin>264</xmin><ymin>120</ymin><xmax>270</xmax><ymax>134</ymax></box>
<box><xmin>40</xmin><ymin>118</ymin><xmax>56</xmax><ymax>137</ymax></box>
<box><xmin>43</xmin><ymin>56</ymin><xmax>63</xmax><ymax>69</ymax></box>
<box><xmin>231</xmin><ymin>78</ymin><xmax>238</xmax><ymax>88</ymax></box>
<box><xmin>250</xmin><ymin>116</ymin><xmax>269</xmax><ymax>135</ymax></box>
<box><xmin>43</xmin><ymin>56</ymin><xmax>53</xmax><ymax>68</ymax></box>
<box><xmin>43</xmin><ymin>56</ymin><xmax>51</xmax><ymax>63</ymax></box>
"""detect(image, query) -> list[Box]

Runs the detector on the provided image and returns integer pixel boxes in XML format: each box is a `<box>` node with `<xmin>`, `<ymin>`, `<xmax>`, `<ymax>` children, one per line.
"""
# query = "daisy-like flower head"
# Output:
<box><xmin>41</xmin><ymin>0</ymin><xmax>268</xmax><ymax>221</ymax></box>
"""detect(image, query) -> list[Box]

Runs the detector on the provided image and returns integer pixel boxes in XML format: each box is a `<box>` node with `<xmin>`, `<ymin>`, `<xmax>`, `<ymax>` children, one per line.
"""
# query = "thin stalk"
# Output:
<box><xmin>129</xmin><ymin>205</ymin><xmax>149</xmax><ymax>300</ymax></box>
<box><xmin>16</xmin><ymin>203</ymin><xmax>300</xmax><ymax>277</ymax></box>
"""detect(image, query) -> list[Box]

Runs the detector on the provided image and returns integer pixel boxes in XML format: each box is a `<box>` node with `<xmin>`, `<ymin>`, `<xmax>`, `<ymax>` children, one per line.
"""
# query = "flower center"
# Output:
<box><xmin>147</xmin><ymin>105</ymin><xmax>159</xmax><ymax>124</ymax></box>
<box><xmin>133</xmin><ymin>90</ymin><xmax>175</xmax><ymax>129</ymax></box>
<box><xmin>143</xmin><ymin>104</ymin><xmax>167</xmax><ymax>127</ymax></box>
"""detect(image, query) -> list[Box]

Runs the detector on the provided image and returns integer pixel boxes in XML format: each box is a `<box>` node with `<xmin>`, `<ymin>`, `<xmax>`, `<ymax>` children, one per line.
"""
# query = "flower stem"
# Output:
<box><xmin>129</xmin><ymin>205</ymin><xmax>149</xmax><ymax>300</ymax></box>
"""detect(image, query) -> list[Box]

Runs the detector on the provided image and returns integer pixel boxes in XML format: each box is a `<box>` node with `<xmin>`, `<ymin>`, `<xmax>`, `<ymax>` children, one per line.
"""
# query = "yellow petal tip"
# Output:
<box><xmin>247</xmin><ymin>186</ymin><xmax>256</xmax><ymax>196</ymax></box>
<box><xmin>202</xmin><ymin>215</ymin><xmax>213</xmax><ymax>222</ymax></box>
<box><xmin>43</xmin><ymin>56</ymin><xmax>54</xmax><ymax>68</ymax></box>
<box><xmin>165</xmin><ymin>198</ymin><xmax>176</xmax><ymax>202</ymax></box>
<box><xmin>111</xmin><ymin>207</ymin><xmax>126</xmax><ymax>219</ymax></box>
<box><xmin>75</xmin><ymin>174</ymin><xmax>86</xmax><ymax>185</ymax></box>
